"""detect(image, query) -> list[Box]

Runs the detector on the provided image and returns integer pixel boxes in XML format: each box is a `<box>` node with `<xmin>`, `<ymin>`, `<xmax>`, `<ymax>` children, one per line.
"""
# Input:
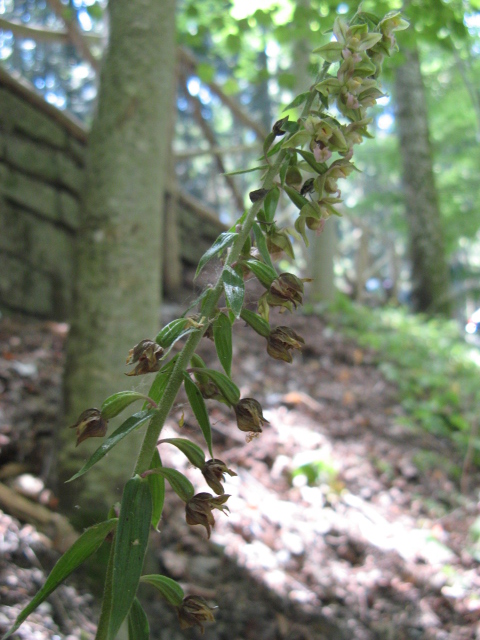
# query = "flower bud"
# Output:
<box><xmin>268</xmin><ymin>272</ymin><xmax>305</xmax><ymax>309</ymax></box>
<box><xmin>266</xmin><ymin>229</ymin><xmax>295</xmax><ymax>260</ymax></box>
<box><xmin>125</xmin><ymin>339</ymin><xmax>164</xmax><ymax>376</ymax></box>
<box><xmin>272</xmin><ymin>116</ymin><xmax>289</xmax><ymax>137</ymax></box>
<box><xmin>69</xmin><ymin>408</ymin><xmax>108</xmax><ymax>446</ymax></box>
<box><xmin>185</xmin><ymin>492</ymin><xmax>230</xmax><ymax>538</ymax></box>
<box><xmin>202</xmin><ymin>459</ymin><xmax>237</xmax><ymax>495</ymax></box>
<box><xmin>249</xmin><ymin>188</ymin><xmax>268</xmax><ymax>203</ymax></box>
<box><xmin>234</xmin><ymin>398</ymin><xmax>269</xmax><ymax>433</ymax></box>
<box><xmin>177</xmin><ymin>595</ymin><xmax>216</xmax><ymax>633</ymax></box>
<box><xmin>267</xmin><ymin>326</ymin><xmax>305</xmax><ymax>363</ymax></box>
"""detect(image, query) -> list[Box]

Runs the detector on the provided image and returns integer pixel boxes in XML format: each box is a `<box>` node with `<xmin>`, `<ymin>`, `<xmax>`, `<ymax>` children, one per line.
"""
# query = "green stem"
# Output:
<box><xmin>134</xmin><ymin>64</ymin><xmax>330</xmax><ymax>475</ymax></box>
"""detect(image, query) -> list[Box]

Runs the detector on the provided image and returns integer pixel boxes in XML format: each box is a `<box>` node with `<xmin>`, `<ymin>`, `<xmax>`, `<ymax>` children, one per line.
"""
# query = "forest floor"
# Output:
<box><xmin>0</xmin><ymin>309</ymin><xmax>479</xmax><ymax>640</ymax></box>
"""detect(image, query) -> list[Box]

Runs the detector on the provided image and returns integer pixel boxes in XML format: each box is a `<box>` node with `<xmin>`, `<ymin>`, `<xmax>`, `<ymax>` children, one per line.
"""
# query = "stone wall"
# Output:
<box><xmin>0</xmin><ymin>66</ymin><xmax>225</xmax><ymax>320</ymax></box>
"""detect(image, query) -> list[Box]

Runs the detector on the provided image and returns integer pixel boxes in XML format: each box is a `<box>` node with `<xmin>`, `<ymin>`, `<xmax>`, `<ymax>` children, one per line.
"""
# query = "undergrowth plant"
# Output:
<box><xmin>3</xmin><ymin>8</ymin><xmax>407</xmax><ymax>639</ymax></box>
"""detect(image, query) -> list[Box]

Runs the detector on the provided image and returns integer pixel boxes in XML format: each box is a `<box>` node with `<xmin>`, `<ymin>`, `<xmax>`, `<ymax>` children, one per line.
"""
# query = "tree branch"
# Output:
<box><xmin>46</xmin><ymin>0</ymin><xmax>100</xmax><ymax>71</ymax></box>
<box><xmin>181</xmin><ymin>72</ymin><xmax>245</xmax><ymax>212</ymax></box>
<box><xmin>178</xmin><ymin>46</ymin><xmax>268</xmax><ymax>140</ymax></box>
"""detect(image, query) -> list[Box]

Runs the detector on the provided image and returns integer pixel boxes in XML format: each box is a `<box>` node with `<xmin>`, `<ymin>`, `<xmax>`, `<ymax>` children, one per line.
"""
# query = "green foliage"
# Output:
<box><xmin>328</xmin><ymin>296</ymin><xmax>480</xmax><ymax>462</ymax></box>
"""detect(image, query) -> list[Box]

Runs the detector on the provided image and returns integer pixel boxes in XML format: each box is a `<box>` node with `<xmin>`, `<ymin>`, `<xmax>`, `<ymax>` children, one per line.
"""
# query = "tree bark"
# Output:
<box><xmin>394</xmin><ymin>43</ymin><xmax>450</xmax><ymax>315</ymax></box>
<box><xmin>59</xmin><ymin>0</ymin><xmax>176</xmax><ymax>522</ymax></box>
<box><xmin>291</xmin><ymin>0</ymin><xmax>337</xmax><ymax>303</ymax></box>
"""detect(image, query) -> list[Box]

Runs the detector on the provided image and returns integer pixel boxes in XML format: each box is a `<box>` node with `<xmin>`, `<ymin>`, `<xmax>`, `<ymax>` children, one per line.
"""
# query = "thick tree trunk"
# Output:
<box><xmin>59</xmin><ymin>0</ymin><xmax>176</xmax><ymax>522</ymax></box>
<box><xmin>394</xmin><ymin>44</ymin><xmax>450</xmax><ymax>315</ymax></box>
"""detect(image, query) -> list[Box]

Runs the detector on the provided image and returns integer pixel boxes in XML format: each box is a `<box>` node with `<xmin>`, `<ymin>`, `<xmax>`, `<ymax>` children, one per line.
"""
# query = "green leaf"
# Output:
<box><xmin>101</xmin><ymin>391</ymin><xmax>148</xmax><ymax>420</ymax></box>
<box><xmin>128</xmin><ymin>598</ymin><xmax>149</xmax><ymax>640</ymax></box>
<box><xmin>147</xmin><ymin>449</ymin><xmax>165</xmax><ymax>531</ymax></box>
<box><xmin>252</xmin><ymin>224</ymin><xmax>275</xmax><ymax>271</ymax></box>
<box><xmin>294</xmin><ymin>149</ymin><xmax>328</xmax><ymax>175</ymax></box>
<box><xmin>3</xmin><ymin>519</ymin><xmax>117</xmax><ymax>639</ymax></box>
<box><xmin>140</xmin><ymin>575</ymin><xmax>184</xmax><ymax>607</ymax></box>
<box><xmin>147</xmin><ymin>467</ymin><xmax>194</xmax><ymax>503</ymax></box>
<box><xmin>279</xmin><ymin>156</ymin><xmax>290</xmax><ymax>185</ymax></box>
<box><xmin>243</xmin><ymin>259</ymin><xmax>277</xmax><ymax>288</ymax></box>
<box><xmin>67</xmin><ymin>410</ymin><xmax>157</xmax><ymax>482</ymax></box>
<box><xmin>263</xmin><ymin>131</ymin><xmax>277</xmax><ymax>156</ymax></box>
<box><xmin>240</xmin><ymin>308</ymin><xmax>271</xmax><ymax>338</ymax></box>
<box><xmin>223</xmin><ymin>164</ymin><xmax>268</xmax><ymax>177</ymax></box>
<box><xmin>283</xmin><ymin>184</ymin><xmax>310</xmax><ymax>210</ymax></box>
<box><xmin>108</xmin><ymin>475</ymin><xmax>152</xmax><ymax>640</ymax></box>
<box><xmin>228</xmin><ymin>210</ymin><xmax>248</xmax><ymax>233</ymax></box>
<box><xmin>315</xmin><ymin>77</ymin><xmax>342</xmax><ymax>97</ymax></box>
<box><xmin>312</xmin><ymin>41</ymin><xmax>345</xmax><ymax>62</ymax></box>
<box><xmin>94</xmin><ymin>534</ymin><xmax>115</xmax><ymax>640</ymax></box>
<box><xmin>195</xmin><ymin>232</ymin><xmax>238</xmax><ymax>279</ymax></box>
<box><xmin>189</xmin><ymin>368</ymin><xmax>240</xmax><ymax>406</ymax></box>
<box><xmin>143</xmin><ymin>357</ymin><xmax>177</xmax><ymax>409</ymax></box>
<box><xmin>281</xmin><ymin>129</ymin><xmax>311</xmax><ymax>149</ymax></box>
<box><xmin>222</xmin><ymin>265</ymin><xmax>245</xmax><ymax>318</ymax></box>
<box><xmin>158</xmin><ymin>438</ymin><xmax>205</xmax><ymax>469</ymax></box>
<box><xmin>264</xmin><ymin>186</ymin><xmax>280</xmax><ymax>223</ymax></box>
<box><xmin>213</xmin><ymin>312</ymin><xmax>233</xmax><ymax>376</ymax></box>
<box><xmin>183</xmin><ymin>373</ymin><xmax>214</xmax><ymax>457</ymax></box>
<box><xmin>155</xmin><ymin>319</ymin><xmax>189</xmax><ymax>348</ymax></box>
<box><xmin>282</xmin><ymin>91</ymin><xmax>310</xmax><ymax>112</ymax></box>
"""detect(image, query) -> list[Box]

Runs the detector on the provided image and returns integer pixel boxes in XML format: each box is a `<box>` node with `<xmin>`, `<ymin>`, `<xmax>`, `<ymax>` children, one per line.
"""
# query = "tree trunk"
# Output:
<box><xmin>291</xmin><ymin>3</ymin><xmax>337</xmax><ymax>303</ymax></box>
<box><xmin>59</xmin><ymin>0</ymin><xmax>176</xmax><ymax>523</ymax></box>
<box><xmin>394</xmin><ymin>43</ymin><xmax>450</xmax><ymax>315</ymax></box>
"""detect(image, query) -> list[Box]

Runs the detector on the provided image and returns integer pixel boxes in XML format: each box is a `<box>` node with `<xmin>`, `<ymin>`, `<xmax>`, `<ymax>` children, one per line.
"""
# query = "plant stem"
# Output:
<box><xmin>134</xmin><ymin>64</ymin><xmax>330</xmax><ymax>475</ymax></box>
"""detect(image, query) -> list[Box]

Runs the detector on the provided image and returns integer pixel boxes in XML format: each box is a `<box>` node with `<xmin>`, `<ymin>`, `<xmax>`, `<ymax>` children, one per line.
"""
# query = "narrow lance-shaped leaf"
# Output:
<box><xmin>140</xmin><ymin>575</ymin><xmax>184</xmax><ymax>607</ymax></box>
<box><xmin>183</xmin><ymin>372</ymin><xmax>214</xmax><ymax>457</ymax></box>
<box><xmin>243</xmin><ymin>259</ymin><xmax>277</xmax><ymax>288</ymax></box>
<box><xmin>3</xmin><ymin>519</ymin><xmax>118</xmax><ymax>640</ymax></box>
<box><xmin>252</xmin><ymin>223</ymin><xmax>275</xmax><ymax>271</ymax></box>
<box><xmin>108</xmin><ymin>475</ymin><xmax>152</xmax><ymax>640</ymax></box>
<box><xmin>67</xmin><ymin>410</ymin><xmax>157</xmax><ymax>482</ymax></box>
<box><xmin>282</xmin><ymin>91</ymin><xmax>310</xmax><ymax>112</ymax></box>
<box><xmin>157</xmin><ymin>438</ymin><xmax>205</xmax><ymax>469</ymax></box>
<box><xmin>146</xmin><ymin>467</ymin><xmax>194</xmax><ymax>503</ymax></box>
<box><xmin>128</xmin><ymin>598</ymin><xmax>150</xmax><ymax>640</ymax></box>
<box><xmin>155</xmin><ymin>318</ymin><xmax>190</xmax><ymax>348</ymax></box>
<box><xmin>283</xmin><ymin>184</ymin><xmax>310</xmax><ymax>210</ymax></box>
<box><xmin>195</xmin><ymin>232</ymin><xmax>237</xmax><ymax>279</ymax></box>
<box><xmin>223</xmin><ymin>164</ymin><xmax>268</xmax><ymax>177</ymax></box>
<box><xmin>94</xmin><ymin>533</ymin><xmax>115</xmax><ymax>640</ymax></box>
<box><xmin>101</xmin><ymin>391</ymin><xmax>151</xmax><ymax>420</ymax></box>
<box><xmin>264</xmin><ymin>186</ymin><xmax>280</xmax><ymax>223</ymax></box>
<box><xmin>147</xmin><ymin>449</ymin><xmax>165</xmax><ymax>531</ymax></box>
<box><xmin>188</xmin><ymin>367</ymin><xmax>240</xmax><ymax>406</ymax></box>
<box><xmin>240</xmin><ymin>308</ymin><xmax>271</xmax><ymax>338</ymax></box>
<box><xmin>213</xmin><ymin>312</ymin><xmax>233</xmax><ymax>376</ymax></box>
<box><xmin>143</xmin><ymin>356</ymin><xmax>178</xmax><ymax>409</ymax></box>
<box><xmin>222</xmin><ymin>265</ymin><xmax>245</xmax><ymax>318</ymax></box>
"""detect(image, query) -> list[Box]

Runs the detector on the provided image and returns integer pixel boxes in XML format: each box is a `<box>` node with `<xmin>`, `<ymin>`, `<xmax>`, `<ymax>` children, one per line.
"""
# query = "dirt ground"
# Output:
<box><xmin>0</xmin><ymin>309</ymin><xmax>479</xmax><ymax>639</ymax></box>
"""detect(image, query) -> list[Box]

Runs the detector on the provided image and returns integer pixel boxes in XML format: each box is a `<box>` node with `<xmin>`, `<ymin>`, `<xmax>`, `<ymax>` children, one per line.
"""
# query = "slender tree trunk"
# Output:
<box><xmin>394</xmin><ymin>43</ymin><xmax>450</xmax><ymax>315</ymax></box>
<box><xmin>59</xmin><ymin>0</ymin><xmax>176</xmax><ymax>522</ymax></box>
<box><xmin>291</xmin><ymin>2</ymin><xmax>337</xmax><ymax>303</ymax></box>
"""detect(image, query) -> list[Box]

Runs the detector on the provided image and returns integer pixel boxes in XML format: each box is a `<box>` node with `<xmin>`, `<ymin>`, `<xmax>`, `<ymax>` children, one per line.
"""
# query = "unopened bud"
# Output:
<box><xmin>234</xmin><ymin>398</ymin><xmax>269</xmax><ymax>433</ymax></box>
<box><xmin>267</xmin><ymin>326</ymin><xmax>305</xmax><ymax>363</ymax></box>
<box><xmin>177</xmin><ymin>595</ymin><xmax>216</xmax><ymax>633</ymax></box>
<box><xmin>69</xmin><ymin>408</ymin><xmax>108</xmax><ymax>446</ymax></box>
<box><xmin>202</xmin><ymin>459</ymin><xmax>237</xmax><ymax>495</ymax></box>
<box><xmin>268</xmin><ymin>272</ymin><xmax>306</xmax><ymax>309</ymax></box>
<box><xmin>125</xmin><ymin>339</ymin><xmax>164</xmax><ymax>376</ymax></box>
<box><xmin>185</xmin><ymin>492</ymin><xmax>230</xmax><ymax>538</ymax></box>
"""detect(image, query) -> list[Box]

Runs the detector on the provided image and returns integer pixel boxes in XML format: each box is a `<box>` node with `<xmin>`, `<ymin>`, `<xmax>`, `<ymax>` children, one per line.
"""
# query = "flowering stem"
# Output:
<box><xmin>134</xmin><ymin>65</ymin><xmax>332</xmax><ymax>476</ymax></box>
